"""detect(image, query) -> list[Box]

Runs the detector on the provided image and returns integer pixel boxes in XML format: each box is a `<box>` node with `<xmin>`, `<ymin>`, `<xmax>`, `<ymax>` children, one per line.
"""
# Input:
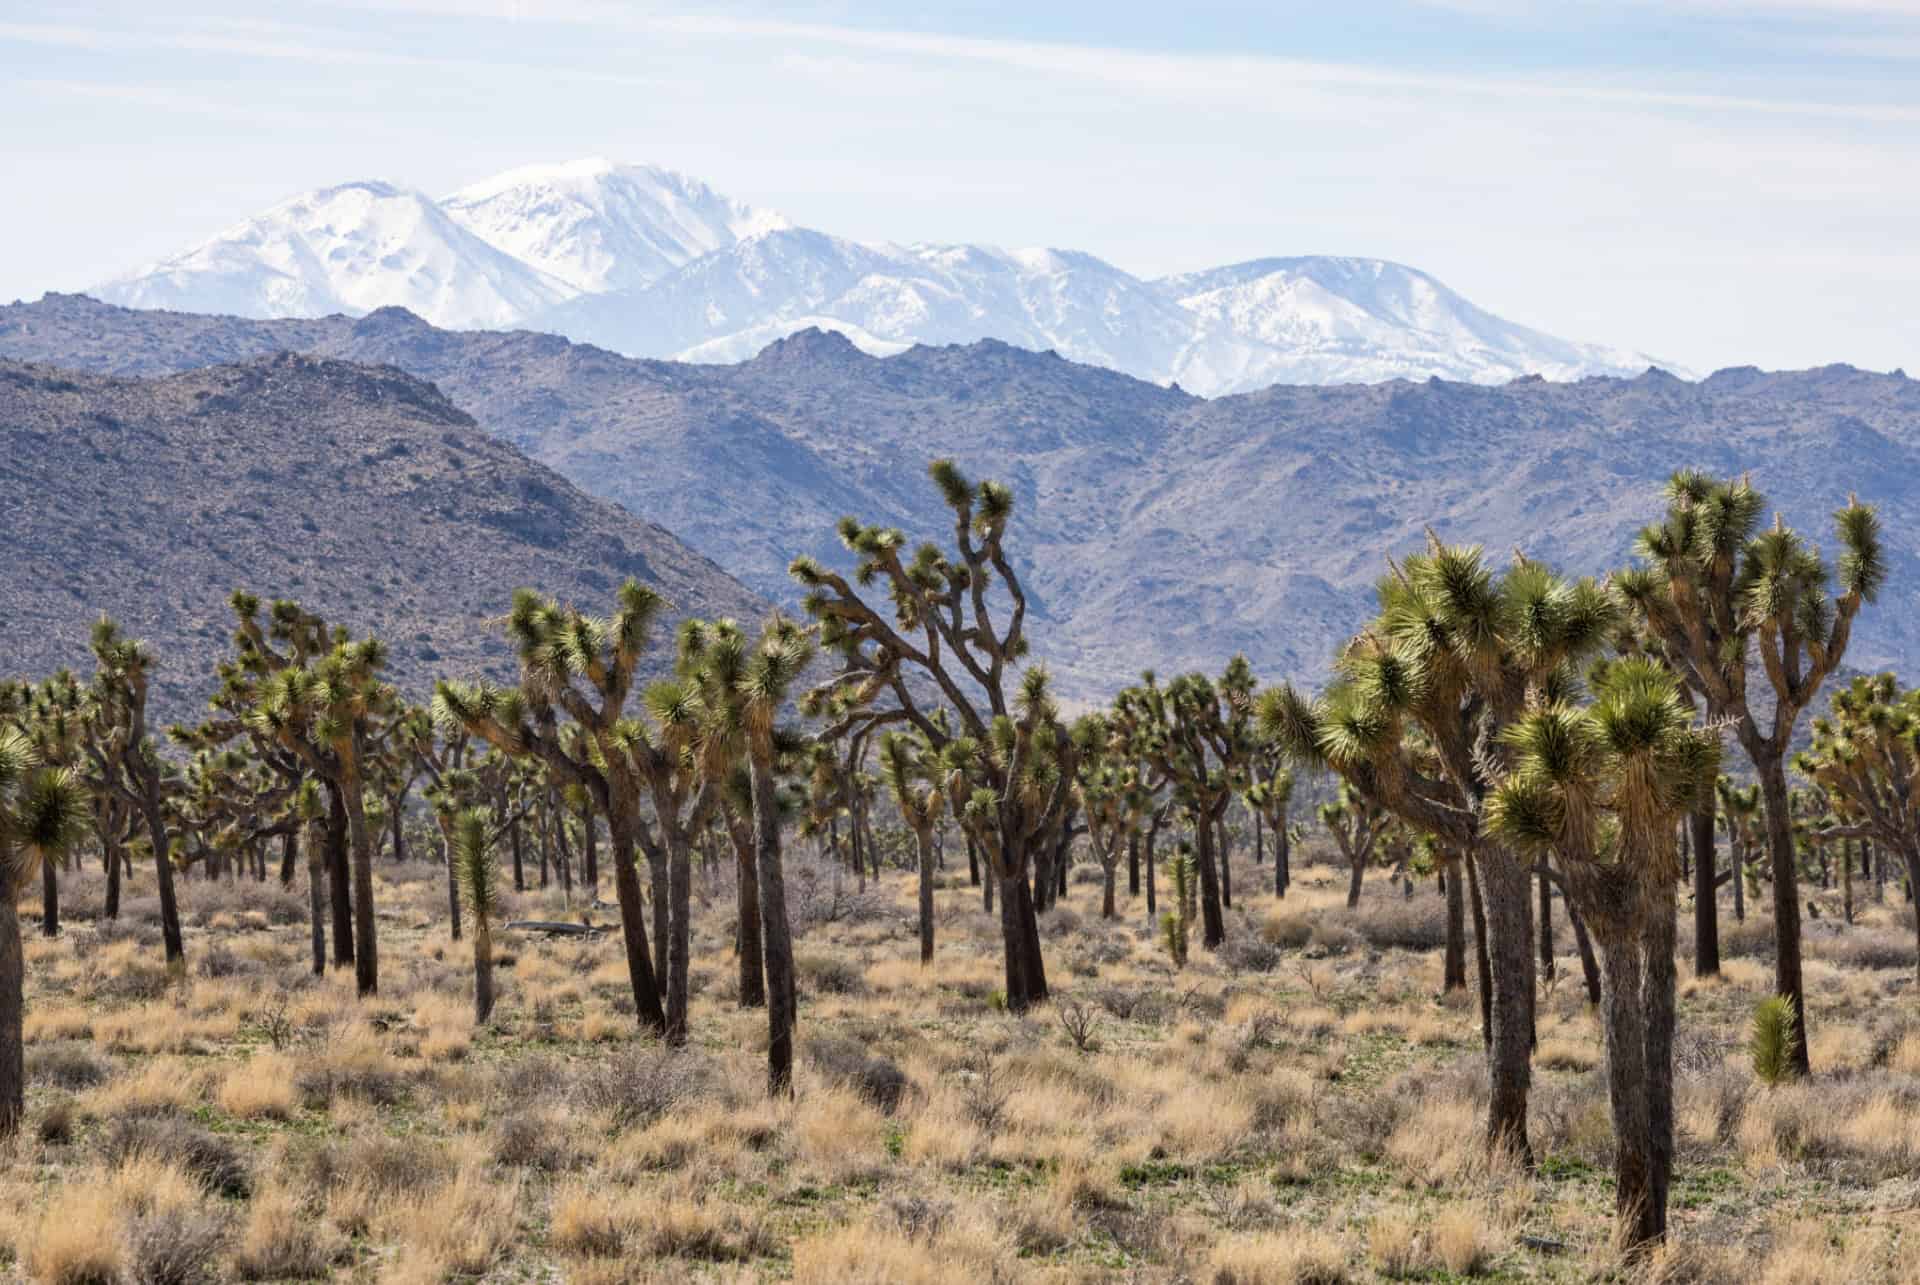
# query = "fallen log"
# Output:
<box><xmin>506</xmin><ymin>920</ymin><xmax>607</xmax><ymax>937</ymax></box>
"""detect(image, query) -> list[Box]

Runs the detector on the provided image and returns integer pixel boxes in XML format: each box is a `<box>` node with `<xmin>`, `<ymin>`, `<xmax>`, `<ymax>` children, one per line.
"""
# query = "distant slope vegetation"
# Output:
<box><xmin>0</xmin><ymin>347</ymin><xmax>762</xmax><ymax>719</ymax></box>
<box><xmin>5</xmin><ymin>294</ymin><xmax>1918</xmax><ymax>698</ymax></box>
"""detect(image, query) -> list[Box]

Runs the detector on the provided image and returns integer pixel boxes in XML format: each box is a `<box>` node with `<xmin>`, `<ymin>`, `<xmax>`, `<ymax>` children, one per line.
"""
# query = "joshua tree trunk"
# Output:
<box><xmin>472</xmin><ymin>919</ymin><xmax>495</xmax><ymax>1024</ymax></box>
<box><xmin>139</xmin><ymin>794</ymin><xmax>185</xmax><ymax>968</ymax></box>
<box><xmin>1732</xmin><ymin>843</ymin><xmax>1746</xmax><ymax>921</ymax></box>
<box><xmin>1841</xmin><ymin>839</ymin><xmax>1854</xmax><ymax>925</ymax></box>
<box><xmin>1756</xmin><ymin>759</ymin><xmax>1811</xmax><ymax>1077</ymax></box>
<box><xmin>1904</xmin><ymin>848</ymin><xmax>1920</xmax><ymax>985</ymax></box>
<box><xmin>1692</xmin><ymin>805</ymin><xmax>1719</xmax><ymax>976</ymax></box>
<box><xmin>665</xmin><ymin>826</ymin><xmax>693</xmax><ymax>1046</ymax></box>
<box><xmin>1567</xmin><ymin>896</ymin><xmax>1602</xmax><ymax>1006</ymax></box>
<box><xmin>735</xmin><ymin>827</ymin><xmax>765</xmax><ymax>1009</ymax></box>
<box><xmin>997</xmin><ymin>865</ymin><xmax>1049</xmax><ymax>1012</ymax></box>
<box><xmin>1128</xmin><ymin>830</ymin><xmax>1140</xmax><ymax>896</ymax></box>
<box><xmin>749</xmin><ymin>756</ymin><xmax>797</xmax><ymax>1096</ymax></box>
<box><xmin>1145</xmin><ymin>823</ymin><xmax>1158</xmax><ymax>920</ymax></box>
<box><xmin>648</xmin><ymin>848</ymin><xmax>670</xmax><ymax>998</ymax></box>
<box><xmin>390</xmin><ymin>797</ymin><xmax>407</xmax><ymax>865</ymax></box>
<box><xmin>916</xmin><ymin>825</ymin><xmax>935</xmax><ymax>965</ymax></box>
<box><xmin>1102</xmin><ymin>860</ymin><xmax>1118</xmax><ymax>920</ymax></box>
<box><xmin>1478</xmin><ymin>848</ymin><xmax>1536</xmax><ymax>1163</ymax></box>
<box><xmin>606</xmin><ymin>799</ymin><xmax>667</xmax><ymax>1036</ymax></box>
<box><xmin>1193</xmin><ymin>814</ymin><xmax>1226</xmax><ymax>949</ymax></box>
<box><xmin>1598</xmin><ymin>933</ymin><xmax>1659</xmax><ymax>1250</ymax></box>
<box><xmin>307</xmin><ymin>825</ymin><xmax>328</xmax><ymax>975</ymax></box>
<box><xmin>1346</xmin><ymin>852</ymin><xmax>1366</xmax><ymax>909</ymax></box>
<box><xmin>581</xmin><ymin>797</ymin><xmax>598</xmax><ymax>895</ymax></box>
<box><xmin>1538</xmin><ymin>867</ymin><xmax>1555</xmax><ymax>980</ymax></box>
<box><xmin>510</xmin><ymin>812</ymin><xmax>525</xmax><ymax>892</ymax></box>
<box><xmin>278</xmin><ymin>829</ymin><xmax>297</xmax><ymax>887</ymax></box>
<box><xmin>966</xmin><ymin>832</ymin><xmax>979</xmax><ymax>888</ymax></box>
<box><xmin>40</xmin><ymin>860</ymin><xmax>57</xmax><ymax>939</ymax></box>
<box><xmin>103</xmin><ymin>827</ymin><xmax>123</xmax><ymax>920</ymax></box>
<box><xmin>326</xmin><ymin>787</ymin><xmax>353</xmax><ymax>969</ymax></box>
<box><xmin>0</xmin><ymin>877</ymin><xmax>26</xmax><ymax>1138</ymax></box>
<box><xmin>1443</xmin><ymin>862</ymin><xmax>1468</xmax><ymax>993</ymax></box>
<box><xmin>343</xmin><ymin>767</ymin><xmax>379</xmax><ymax>997</ymax></box>
<box><xmin>1218</xmin><ymin>817</ymin><xmax>1233</xmax><ymax>909</ymax></box>
<box><xmin>1275</xmin><ymin>821</ymin><xmax>1291</xmax><ymax>899</ymax></box>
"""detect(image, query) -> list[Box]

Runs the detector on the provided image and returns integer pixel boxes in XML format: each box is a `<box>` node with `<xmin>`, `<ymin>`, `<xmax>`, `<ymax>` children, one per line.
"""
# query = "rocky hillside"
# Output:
<box><xmin>0</xmin><ymin>348</ymin><xmax>763</xmax><ymax>720</ymax></box>
<box><xmin>5</xmin><ymin>294</ymin><xmax>1916</xmax><ymax>700</ymax></box>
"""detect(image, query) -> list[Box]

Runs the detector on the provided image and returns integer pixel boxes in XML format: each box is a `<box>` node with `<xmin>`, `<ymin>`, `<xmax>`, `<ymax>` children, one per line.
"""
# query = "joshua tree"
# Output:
<box><xmin>681</xmin><ymin>615</ymin><xmax>814</xmax><ymax>1094</ymax></box>
<box><xmin>88</xmin><ymin>619</ymin><xmax>186</xmax><ymax>969</ymax></box>
<box><xmin>1245</xmin><ymin>760</ymin><xmax>1295</xmax><ymax>899</ymax></box>
<box><xmin>794</xmin><ymin>459</ymin><xmax>1072</xmax><ymax>1013</ymax></box>
<box><xmin>878</xmin><ymin>730</ymin><xmax>948</xmax><ymax>963</ymax></box>
<box><xmin>1488</xmin><ymin>657</ymin><xmax>1719</xmax><ymax>1251</ymax></box>
<box><xmin>1263</xmin><ymin>544</ymin><xmax>1615</xmax><ymax>1163</ymax></box>
<box><xmin>435</xmin><ymin>582</ymin><xmax>673</xmax><ymax>1037</ymax></box>
<box><xmin>1615</xmin><ymin>473</ymin><xmax>1883</xmax><ymax>1074</ymax></box>
<box><xmin>1116</xmin><ymin>666</ymin><xmax>1254</xmax><ymax>948</ymax></box>
<box><xmin>450</xmin><ymin>807</ymin><xmax>503</xmax><ymax>1023</ymax></box>
<box><xmin>1073</xmin><ymin>712</ymin><xmax>1149</xmax><ymax>921</ymax></box>
<box><xmin>1717</xmin><ymin>777</ymin><xmax>1762</xmax><ymax>922</ymax></box>
<box><xmin>1796</xmin><ymin>673</ymin><xmax>1920</xmax><ymax>980</ymax></box>
<box><xmin>0</xmin><ymin>726</ymin><xmax>87</xmax><ymax>1137</ymax></box>
<box><xmin>1319</xmin><ymin>782</ymin><xmax>1392</xmax><ymax>909</ymax></box>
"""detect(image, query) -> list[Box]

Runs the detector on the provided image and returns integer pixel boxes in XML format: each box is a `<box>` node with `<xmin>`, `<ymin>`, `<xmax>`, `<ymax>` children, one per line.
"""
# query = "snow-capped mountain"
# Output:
<box><xmin>440</xmin><ymin>158</ymin><xmax>789</xmax><ymax>294</ymax></box>
<box><xmin>90</xmin><ymin>160</ymin><xmax>1668</xmax><ymax>392</ymax></box>
<box><xmin>94</xmin><ymin>181</ymin><xmax>573</xmax><ymax>328</ymax></box>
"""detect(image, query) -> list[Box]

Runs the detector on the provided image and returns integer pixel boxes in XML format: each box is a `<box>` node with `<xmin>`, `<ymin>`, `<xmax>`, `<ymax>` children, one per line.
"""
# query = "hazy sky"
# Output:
<box><xmin>4</xmin><ymin>0</ymin><xmax>1917</xmax><ymax>375</ymax></box>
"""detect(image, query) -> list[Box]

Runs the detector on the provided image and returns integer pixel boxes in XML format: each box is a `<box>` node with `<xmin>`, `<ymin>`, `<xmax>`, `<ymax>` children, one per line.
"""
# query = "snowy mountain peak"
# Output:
<box><xmin>94</xmin><ymin>179</ymin><xmax>571</xmax><ymax>328</ymax></box>
<box><xmin>440</xmin><ymin>158</ymin><xmax>790</xmax><ymax>294</ymax></box>
<box><xmin>90</xmin><ymin>162</ymin><xmax>1668</xmax><ymax>393</ymax></box>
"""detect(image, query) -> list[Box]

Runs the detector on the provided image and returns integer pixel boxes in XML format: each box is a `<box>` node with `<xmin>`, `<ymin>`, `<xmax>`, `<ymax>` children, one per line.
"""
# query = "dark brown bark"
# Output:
<box><xmin>581</xmin><ymin>797</ymin><xmax>598</xmax><ymax>894</ymax></box>
<box><xmin>443</xmin><ymin>826</ymin><xmax>463</xmax><ymax>942</ymax></box>
<box><xmin>1538</xmin><ymin>866</ymin><xmax>1555</xmax><ymax>979</ymax></box>
<box><xmin>308</xmin><ymin>825</ymin><xmax>328</xmax><ymax>976</ymax></box>
<box><xmin>607</xmin><ymin>807</ymin><xmax>667</xmax><ymax>1037</ymax></box>
<box><xmin>1275</xmin><ymin>820</ymin><xmax>1291</xmax><ymax>899</ymax></box>
<box><xmin>734</xmin><ymin>826</ymin><xmax>765</xmax><ymax>1009</ymax></box>
<box><xmin>278</xmin><ymin>829</ymin><xmax>298</xmax><ymax>887</ymax></box>
<box><xmin>648</xmin><ymin>847</ymin><xmax>670</xmax><ymax>995</ymax></box>
<box><xmin>1127</xmin><ymin>830</ymin><xmax>1140</xmax><ymax>896</ymax></box>
<box><xmin>1691</xmin><ymin>804</ymin><xmax>1720</xmax><ymax>977</ymax></box>
<box><xmin>40</xmin><ymin>859</ymin><xmax>57</xmax><ymax>939</ymax></box>
<box><xmin>1465</xmin><ymin>852</ymin><xmax>1492</xmax><ymax>1048</ymax></box>
<box><xmin>1346</xmin><ymin>853</ymin><xmax>1366</xmax><ymax>909</ymax></box>
<box><xmin>1193</xmin><ymin>814</ymin><xmax>1226</xmax><ymax>949</ymax></box>
<box><xmin>1567</xmin><ymin>895</ymin><xmax>1602</xmax><ymax>1006</ymax></box>
<box><xmin>1218</xmin><ymin>818</ymin><xmax>1233</xmax><ymax>909</ymax></box>
<box><xmin>749</xmin><ymin>755</ymin><xmax>796</xmax><ymax>1096</ymax></box>
<box><xmin>0</xmin><ymin>886</ymin><xmax>25</xmax><ymax>1138</ymax></box>
<box><xmin>1443</xmin><ymin>860</ymin><xmax>1468</xmax><ymax>993</ymax></box>
<box><xmin>916</xmin><ymin>826</ymin><xmax>935</xmax><ymax>965</ymax></box>
<box><xmin>1757</xmin><ymin>758</ymin><xmax>1811</xmax><ymax>1077</ymax></box>
<box><xmin>344</xmin><ymin>770</ymin><xmax>379</xmax><ymax>998</ymax></box>
<box><xmin>1101</xmin><ymin>862</ymin><xmax>1118</xmax><ymax>919</ymax></box>
<box><xmin>665</xmin><ymin>827</ymin><xmax>693</xmax><ymax>1047</ymax></box>
<box><xmin>325</xmin><ymin>787</ymin><xmax>353</xmax><ymax>968</ymax></box>
<box><xmin>104</xmin><ymin>830</ymin><xmax>123</xmax><ymax>920</ymax></box>
<box><xmin>510</xmin><ymin>809</ymin><xmax>525</xmax><ymax>892</ymax></box>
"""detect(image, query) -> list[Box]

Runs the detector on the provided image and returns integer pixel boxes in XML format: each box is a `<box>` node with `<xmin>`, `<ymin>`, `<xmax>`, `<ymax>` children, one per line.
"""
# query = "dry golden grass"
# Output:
<box><xmin>217</xmin><ymin>1049</ymin><xmax>299</xmax><ymax>1119</ymax></box>
<box><xmin>11</xmin><ymin>848</ymin><xmax>1920</xmax><ymax>1282</ymax></box>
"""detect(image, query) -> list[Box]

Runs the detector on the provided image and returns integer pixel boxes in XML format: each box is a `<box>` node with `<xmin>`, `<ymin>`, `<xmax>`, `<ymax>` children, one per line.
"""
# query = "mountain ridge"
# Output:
<box><xmin>3</xmin><ymin>293</ymin><xmax>1913</xmax><ymax>702</ymax></box>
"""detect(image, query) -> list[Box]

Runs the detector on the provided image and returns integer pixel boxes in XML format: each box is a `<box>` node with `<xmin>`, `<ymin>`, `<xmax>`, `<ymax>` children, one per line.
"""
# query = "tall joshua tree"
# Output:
<box><xmin>247</xmin><ymin>627</ymin><xmax>395</xmax><ymax>998</ymax></box>
<box><xmin>1073</xmin><ymin>712</ymin><xmax>1149</xmax><ymax>921</ymax></box>
<box><xmin>879</xmin><ymin>730</ymin><xmax>948</xmax><ymax>963</ymax></box>
<box><xmin>1489</xmin><ymin>657</ymin><xmax>1719</xmax><ymax>1252</ymax></box>
<box><xmin>1797</xmin><ymin>674</ymin><xmax>1920</xmax><ymax>981</ymax></box>
<box><xmin>794</xmin><ymin>459</ymin><xmax>1072</xmax><ymax>1014</ymax></box>
<box><xmin>1245</xmin><ymin>753</ymin><xmax>1295</xmax><ymax>900</ymax></box>
<box><xmin>1263</xmin><ymin>545</ymin><xmax>1615</xmax><ymax>1162</ymax></box>
<box><xmin>1615</xmin><ymin>473</ymin><xmax>1883</xmax><ymax>1075</ymax></box>
<box><xmin>89</xmin><ymin>619</ymin><xmax>186</xmax><ymax>969</ymax></box>
<box><xmin>683</xmin><ymin>615</ymin><xmax>814</xmax><ymax>1094</ymax></box>
<box><xmin>435</xmin><ymin>581</ymin><xmax>673</xmax><ymax>1037</ymax></box>
<box><xmin>0</xmin><ymin>727</ymin><xmax>87</xmax><ymax>1138</ymax></box>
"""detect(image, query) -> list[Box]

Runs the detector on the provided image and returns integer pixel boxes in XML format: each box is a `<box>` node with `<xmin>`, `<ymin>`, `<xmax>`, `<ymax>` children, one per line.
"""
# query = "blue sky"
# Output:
<box><xmin>4</xmin><ymin>0</ymin><xmax>1917</xmax><ymax>374</ymax></box>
